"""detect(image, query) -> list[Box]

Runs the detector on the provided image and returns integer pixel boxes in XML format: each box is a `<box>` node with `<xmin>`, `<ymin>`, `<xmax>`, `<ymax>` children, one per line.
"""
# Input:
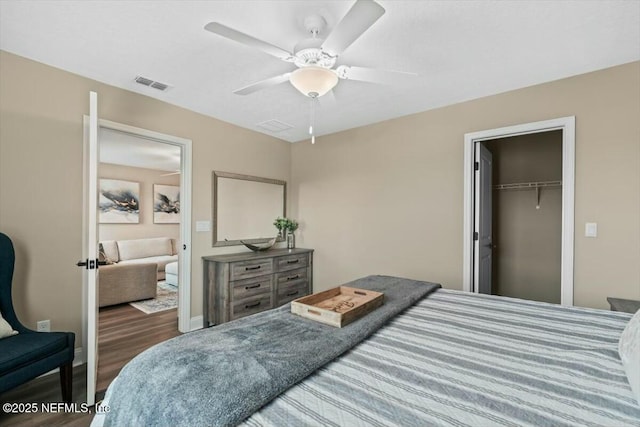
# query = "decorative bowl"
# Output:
<box><xmin>240</xmin><ymin>237</ymin><xmax>277</xmax><ymax>252</ymax></box>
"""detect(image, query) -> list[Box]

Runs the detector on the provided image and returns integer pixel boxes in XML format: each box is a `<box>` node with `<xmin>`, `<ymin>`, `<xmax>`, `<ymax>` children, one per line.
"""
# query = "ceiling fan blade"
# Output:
<box><xmin>321</xmin><ymin>0</ymin><xmax>385</xmax><ymax>57</ymax></box>
<box><xmin>233</xmin><ymin>73</ymin><xmax>291</xmax><ymax>95</ymax></box>
<box><xmin>336</xmin><ymin>65</ymin><xmax>417</xmax><ymax>85</ymax></box>
<box><xmin>204</xmin><ymin>22</ymin><xmax>295</xmax><ymax>62</ymax></box>
<box><xmin>161</xmin><ymin>171</ymin><xmax>180</xmax><ymax>176</ymax></box>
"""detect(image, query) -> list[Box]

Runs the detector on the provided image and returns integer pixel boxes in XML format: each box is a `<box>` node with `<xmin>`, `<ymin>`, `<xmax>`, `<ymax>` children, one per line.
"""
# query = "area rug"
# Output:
<box><xmin>129</xmin><ymin>281</ymin><xmax>178</xmax><ymax>314</ymax></box>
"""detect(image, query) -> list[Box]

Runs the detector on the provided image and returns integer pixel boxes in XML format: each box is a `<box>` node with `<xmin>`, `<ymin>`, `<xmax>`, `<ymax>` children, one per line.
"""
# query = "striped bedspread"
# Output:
<box><xmin>242</xmin><ymin>289</ymin><xmax>640</xmax><ymax>427</ymax></box>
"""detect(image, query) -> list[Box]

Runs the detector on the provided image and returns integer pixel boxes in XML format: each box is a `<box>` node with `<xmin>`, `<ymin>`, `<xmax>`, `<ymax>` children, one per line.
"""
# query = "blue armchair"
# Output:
<box><xmin>0</xmin><ymin>232</ymin><xmax>75</xmax><ymax>402</ymax></box>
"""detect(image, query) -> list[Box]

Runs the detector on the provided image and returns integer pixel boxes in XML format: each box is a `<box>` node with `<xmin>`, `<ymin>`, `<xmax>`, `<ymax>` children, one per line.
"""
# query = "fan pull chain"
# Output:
<box><xmin>309</xmin><ymin>95</ymin><xmax>317</xmax><ymax>144</ymax></box>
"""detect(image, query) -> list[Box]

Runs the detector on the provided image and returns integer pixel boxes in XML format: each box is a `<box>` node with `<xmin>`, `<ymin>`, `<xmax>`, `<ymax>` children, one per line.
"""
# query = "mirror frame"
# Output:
<box><xmin>212</xmin><ymin>171</ymin><xmax>286</xmax><ymax>247</ymax></box>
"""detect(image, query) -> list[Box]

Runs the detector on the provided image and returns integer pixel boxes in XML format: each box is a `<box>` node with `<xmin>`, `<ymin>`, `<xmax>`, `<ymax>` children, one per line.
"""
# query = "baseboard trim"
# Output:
<box><xmin>74</xmin><ymin>347</ymin><xmax>85</xmax><ymax>366</ymax></box>
<box><xmin>190</xmin><ymin>315</ymin><xmax>203</xmax><ymax>331</ymax></box>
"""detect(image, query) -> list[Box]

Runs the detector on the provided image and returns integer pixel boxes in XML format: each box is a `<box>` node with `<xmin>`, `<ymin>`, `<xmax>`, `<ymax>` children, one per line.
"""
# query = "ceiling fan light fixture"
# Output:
<box><xmin>290</xmin><ymin>66</ymin><xmax>338</xmax><ymax>97</ymax></box>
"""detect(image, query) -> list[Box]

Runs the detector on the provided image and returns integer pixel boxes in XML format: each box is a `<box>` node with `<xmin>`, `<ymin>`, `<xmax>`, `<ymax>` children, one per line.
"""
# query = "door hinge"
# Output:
<box><xmin>473</xmin><ymin>232</ymin><xmax>479</xmax><ymax>241</ymax></box>
<box><xmin>474</xmin><ymin>162</ymin><xmax>479</xmax><ymax>171</ymax></box>
<box><xmin>183</xmin><ymin>244</ymin><xmax>186</xmax><ymax>250</ymax></box>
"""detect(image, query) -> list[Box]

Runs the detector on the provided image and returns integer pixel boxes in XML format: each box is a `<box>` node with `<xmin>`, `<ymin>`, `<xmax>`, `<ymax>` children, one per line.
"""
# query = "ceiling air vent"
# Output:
<box><xmin>256</xmin><ymin>119</ymin><xmax>294</xmax><ymax>133</ymax></box>
<box><xmin>134</xmin><ymin>75</ymin><xmax>171</xmax><ymax>92</ymax></box>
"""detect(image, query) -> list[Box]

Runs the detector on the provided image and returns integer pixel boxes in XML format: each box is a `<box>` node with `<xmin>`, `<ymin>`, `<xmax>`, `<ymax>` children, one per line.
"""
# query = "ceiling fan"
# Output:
<box><xmin>204</xmin><ymin>0</ymin><xmax>414</xmax><ymax>99</ymax></box>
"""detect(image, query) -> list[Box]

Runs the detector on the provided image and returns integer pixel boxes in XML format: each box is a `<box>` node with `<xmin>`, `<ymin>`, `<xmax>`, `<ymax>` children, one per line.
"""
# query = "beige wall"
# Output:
<box><xmin>99</xmin><ymin>163</ymin><xmax>180</xmax><ymax>243</ymax></box>
<box><xmin>1</xmin><ymin>49</ymin><xmax>638</xmax><ymax>353</ymax></box>
<box><xmin>291</xmin><ymin>61</ymin><xmax>640</xmax><ymax>310</ymax></box>
<box><xmin>0</xmin><ymin>51</ymin><xmax>290</xmax><ymax>345</ymax></box>
<box><xmin>485</xmin><ymin>132</ymin><xmax>562</xmax><ymax>304</ymax></box>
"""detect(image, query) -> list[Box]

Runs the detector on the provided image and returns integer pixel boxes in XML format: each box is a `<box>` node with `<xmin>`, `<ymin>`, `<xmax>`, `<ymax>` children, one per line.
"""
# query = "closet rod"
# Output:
<box><xmin>492</xmin><ymin>180</ymin><xmax>562</xmax><ymax>191</ymax></box>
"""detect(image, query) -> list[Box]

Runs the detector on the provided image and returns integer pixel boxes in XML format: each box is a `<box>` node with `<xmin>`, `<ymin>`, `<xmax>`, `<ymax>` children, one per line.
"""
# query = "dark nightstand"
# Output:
<box><xmin>607</xmin><ymin>297</ymin><xmax>640</xmax><ymax>314</ymax></box>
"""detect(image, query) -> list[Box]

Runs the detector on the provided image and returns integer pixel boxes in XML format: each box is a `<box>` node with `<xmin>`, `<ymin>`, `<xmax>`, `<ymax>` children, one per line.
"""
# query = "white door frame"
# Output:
<box><xmin>82</xmin><ymin>119</ymin><xmax>193</xmax><ymax>334</ymax></box>
<box><xmin>82</xmin><ymin>115</ymin><xmax>192</xmax><ymax>404</ymax></box>
<box><xmin>462</xmin><ymin>116</ymin><xmax>575</xmax><ymax>306</ymax></box>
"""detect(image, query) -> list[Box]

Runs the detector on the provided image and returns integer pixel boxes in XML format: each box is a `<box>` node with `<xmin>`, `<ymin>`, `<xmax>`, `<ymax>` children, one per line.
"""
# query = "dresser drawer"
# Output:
<box><xmin>277</xmin><ymin>281</ymin><xmax>309</xmax><ymax>306</ymax></box>
<box><xmin>231</xmin><ymin>276</ymin><xmax>272</xmax><ymax>300</ymax></box>
<box><xmin>276</xmin><ymin>267</ymin><xmax>308</xmax><ymax>285</ymax></box>
<box><xmin>276</xmin><ymin>254</ymin><xmax>308</xmax><ymax>272</ymax></box>
<box><xmin>204</xmin><ymin>248</ymin><xmax>313</xmax><ymax>327</ymax></box>
<box><xmin>232</xmin><ymin>294</ymin><xmax>273</xmax><ymax>320</ymax></box>
<box><xmin>230</xmin><ymin>258</ymin><xmax>273</xmax><ymax>281</ymax></box>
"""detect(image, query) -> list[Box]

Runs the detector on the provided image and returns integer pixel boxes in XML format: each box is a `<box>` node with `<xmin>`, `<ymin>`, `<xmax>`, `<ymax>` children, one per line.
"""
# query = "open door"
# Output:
<box><xmin>81</xmin><ymin>91</ymin><xmax>99</xmax><ymax>405</ymax></box>
<box><xmin>474</xmin><ymin>143</ymin><xmax>493</xmax><ymax>294</ymax></box>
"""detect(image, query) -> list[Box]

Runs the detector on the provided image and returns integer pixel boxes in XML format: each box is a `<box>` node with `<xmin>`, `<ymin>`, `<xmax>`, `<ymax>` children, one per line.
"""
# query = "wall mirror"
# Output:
<box><xmin>212</xmin><ymin>171</ymin><xmax>286</xmax><ymax>246</ymax></box>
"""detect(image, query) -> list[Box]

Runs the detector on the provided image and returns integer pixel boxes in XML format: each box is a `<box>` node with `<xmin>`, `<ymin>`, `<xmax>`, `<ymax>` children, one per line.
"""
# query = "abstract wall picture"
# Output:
<box><xmin>99</xmin><ymin>179</ymin><xmax>140</xmax><ymax>223</ymax></box>
<box><xmin>154</xmin><ymin>184</ymin><xmax>180</xmax><ymax>224</ymax></box>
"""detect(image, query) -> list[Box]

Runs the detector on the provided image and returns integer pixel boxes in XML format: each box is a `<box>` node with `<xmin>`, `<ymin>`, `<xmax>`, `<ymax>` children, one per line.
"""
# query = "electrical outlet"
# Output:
<box><xmin>36</xmin><ymin>320</ymin><xmax>50</xmax><ymax>332</ymax></box>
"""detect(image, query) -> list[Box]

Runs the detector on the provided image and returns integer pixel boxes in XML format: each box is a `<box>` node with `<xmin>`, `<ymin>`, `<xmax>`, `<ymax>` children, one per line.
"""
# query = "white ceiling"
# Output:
<box><xmin>1</xmin><ymin>1</ymin><xmax>638</xmax><ymax>143</ymax></box>
<box><xmin>100</xmin><ymin>128</ymin><xmax>181</xmax><ymax>172</ymax></box>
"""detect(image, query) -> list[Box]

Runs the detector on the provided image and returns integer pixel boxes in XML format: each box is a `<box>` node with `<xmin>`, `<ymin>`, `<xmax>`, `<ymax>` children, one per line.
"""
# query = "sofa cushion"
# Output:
<box><xmin>99</xmin><ymin>240</ymin><xmax>119</xmax><ymax>263</ymax></box>
<box><xmin>119</xmin><ymin>255</ymin><xmax>177</xmax><ymax>272</ymax></box>
<box><xmin>117</xmin><ymin>238</ymin><xmax>172</xmax><ymax>261</ymax></box>
<box><xmin>165</xmin><ymin>261</ymin><xmax>178</xmax><ymax>275</ymax></box>
<box><xmin>0</xmin><ymin>332</ymin><xmax>68</xmax><ymax>374</ymax></box>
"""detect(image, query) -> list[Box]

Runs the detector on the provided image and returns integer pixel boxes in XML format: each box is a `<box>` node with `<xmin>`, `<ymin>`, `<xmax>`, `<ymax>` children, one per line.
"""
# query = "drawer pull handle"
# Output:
<box><xmin>308</xmin><ymin>309</ymin><xmax>321</xmax><ymax>316</ymax></box>
<box><xmin>286</xmin><ymin>275</ymin><xmax>300</xmax><ymax>281</ymax></box>
<box><xmin>245</xmin><ymin>266</ymin><xmax>261</xmax><ymax>271</ymax></box>
<box><xmin>286</xmin><ymin>259</ymin><xmax>299</xmax><ymax>264</ymax></box>
<box><xmin>245</xmin><ymin>301</ymin><xmax>261</xmax><ymax>309</ymax></box>
<box><xmin>286</xmin><ymin>291</ymin><xmax>299</xmax><ymax>297</ymax></box>
<box><xmin>245</xmin><ymin>284</ymin><xmax>261</xmax><ymax>290</ymax></box>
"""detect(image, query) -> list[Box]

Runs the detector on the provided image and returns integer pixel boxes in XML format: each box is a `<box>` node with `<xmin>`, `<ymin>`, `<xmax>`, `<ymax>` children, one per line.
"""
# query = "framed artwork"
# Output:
<box><xmin>99</xmin><ymin>179</ymin><xmax>140</xmax><ymax>223</ymax></box>
<box><xmin>154</xmin><ymin>184</ymin><xmax>180</xmax><ymax>224</ymax></box>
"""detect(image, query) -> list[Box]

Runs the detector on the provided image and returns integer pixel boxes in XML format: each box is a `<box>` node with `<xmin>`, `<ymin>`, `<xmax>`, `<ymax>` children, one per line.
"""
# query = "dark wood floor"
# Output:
<box><xmin>97</xmin><ymin>304</ymin><xmax>180</xmax><ymax>392</ymax></box>
<box><xmin>0</xmin><ymin>304</ymin><xmax>180</xmax><ymax>426</ymax></box>
<box><xmin>0</xmin><ymin>365</ymin><xmax>92</xmax><ymax>427</ymax></box>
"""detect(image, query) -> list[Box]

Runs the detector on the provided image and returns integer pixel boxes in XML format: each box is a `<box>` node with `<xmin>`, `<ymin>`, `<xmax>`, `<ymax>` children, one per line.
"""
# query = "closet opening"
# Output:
<box><xmin>481</xmin><ymin>131</ymin><xmax>562</xmax><ymax>303</ymax></box>
<box><xmin>462</xmin><ymin>116</ymin><xmax>575</xmax><ymax>306</ymax></box>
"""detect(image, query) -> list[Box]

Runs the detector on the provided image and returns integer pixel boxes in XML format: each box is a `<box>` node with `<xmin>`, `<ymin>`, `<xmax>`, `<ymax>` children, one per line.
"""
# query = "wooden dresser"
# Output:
<box><xmin>202</xmin><ymin>248</ymin><xmax>313</xmax><ymax>327</ymax></box>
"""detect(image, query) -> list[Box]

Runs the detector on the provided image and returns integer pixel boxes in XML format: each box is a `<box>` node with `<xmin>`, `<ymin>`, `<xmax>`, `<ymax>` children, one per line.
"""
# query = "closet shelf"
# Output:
<box><xmin>492</xmin><ymin>180</ymin><xmax>562</xmax><ymax>191</ymax></box>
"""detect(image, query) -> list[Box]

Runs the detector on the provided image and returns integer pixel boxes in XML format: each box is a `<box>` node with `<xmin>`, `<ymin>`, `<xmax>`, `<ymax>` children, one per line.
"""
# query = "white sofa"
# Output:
<box><xmin>165</xmin><ymin>261</ymin><xmax>178</xmax><ymax>287</ymax></box>
<box><xmin>99</xmin><ymin>237</ymin><xmax>178</xmax><ymax>280</ymax></box>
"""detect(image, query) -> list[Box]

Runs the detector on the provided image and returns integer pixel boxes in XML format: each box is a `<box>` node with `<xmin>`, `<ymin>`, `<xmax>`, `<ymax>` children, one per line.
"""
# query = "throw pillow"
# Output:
<box><xmin>619</xmin><ymin>309</ymin><xmax>640</xmax><ymax>406</ymax></box>
<box><xmin>0</xmin><ymin>311</ymin><xmax>18</xmax><ymax>339</ymax></box>
<box><xmin>98</xmin><ymin>243</ymin><xmax>114</xmax><ymax>265</ymax></box>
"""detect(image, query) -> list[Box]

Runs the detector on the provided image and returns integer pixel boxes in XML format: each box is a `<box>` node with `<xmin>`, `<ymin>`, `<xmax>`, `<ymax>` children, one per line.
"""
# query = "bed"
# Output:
<box><xmin>94</xmin><ymin>276</ymin><xmax>640</xmax><ymax>427</ymax></box>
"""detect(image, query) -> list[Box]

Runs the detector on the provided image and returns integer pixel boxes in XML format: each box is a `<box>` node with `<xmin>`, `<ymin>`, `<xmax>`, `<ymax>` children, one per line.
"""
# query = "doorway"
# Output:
<box><xmin>481</xmin><ymin>131</ymin><xmax>562</xmax><ymax>303</ymax></box>
<box><xmin>96</xmin><ymin>128</ymin><xmax>184</xmax><ymax>393</ymax></box>
<box><xmin>82</xmin><ymin>105</ymin><xmax>193</xmax><ymax>404</ymax></box>
<box><xmin>463</xmin><ymin>117</ymin><xmax>575</xmax><ymax>306</ymax></box>
<box><xmin>88</xmin><ymin>119</ymin><xmax>193</xmax><ymax>329</ymax></box>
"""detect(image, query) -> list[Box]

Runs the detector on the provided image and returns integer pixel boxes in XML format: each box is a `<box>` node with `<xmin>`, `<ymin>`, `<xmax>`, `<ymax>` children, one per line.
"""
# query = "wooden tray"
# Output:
<box><xmin>291</xmin><ymin>286</ymin><xmax>384</xmax><ymax>328</ymax></box>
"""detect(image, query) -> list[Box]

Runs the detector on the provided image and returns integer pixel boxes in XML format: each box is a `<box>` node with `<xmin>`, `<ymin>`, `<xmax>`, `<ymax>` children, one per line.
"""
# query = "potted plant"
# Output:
<box><xmin>274</xmin><ymin>217</ymin><xmax>299</xmax><ymax>248</ymax></box>
<box><xmin>284</xmin><ymin>218</ymin><xmax>298</xmax><ymax>249</ymax></box>
<box><xmin>273</xmin><ymin>217</ymin><xmax>288</xmax><ymax>239</ymax></box>
<box><xmin>285</xmin><ymin>218</ymin><xmax>299</xmax><ymax>233</ymax></box>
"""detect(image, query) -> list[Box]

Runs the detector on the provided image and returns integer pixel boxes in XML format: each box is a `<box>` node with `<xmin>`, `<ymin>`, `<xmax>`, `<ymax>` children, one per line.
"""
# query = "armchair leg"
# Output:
<box><xmin>60</xmin><ymin>362</ymin><xmax>73</xmax><ymax>403</ymax></box>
